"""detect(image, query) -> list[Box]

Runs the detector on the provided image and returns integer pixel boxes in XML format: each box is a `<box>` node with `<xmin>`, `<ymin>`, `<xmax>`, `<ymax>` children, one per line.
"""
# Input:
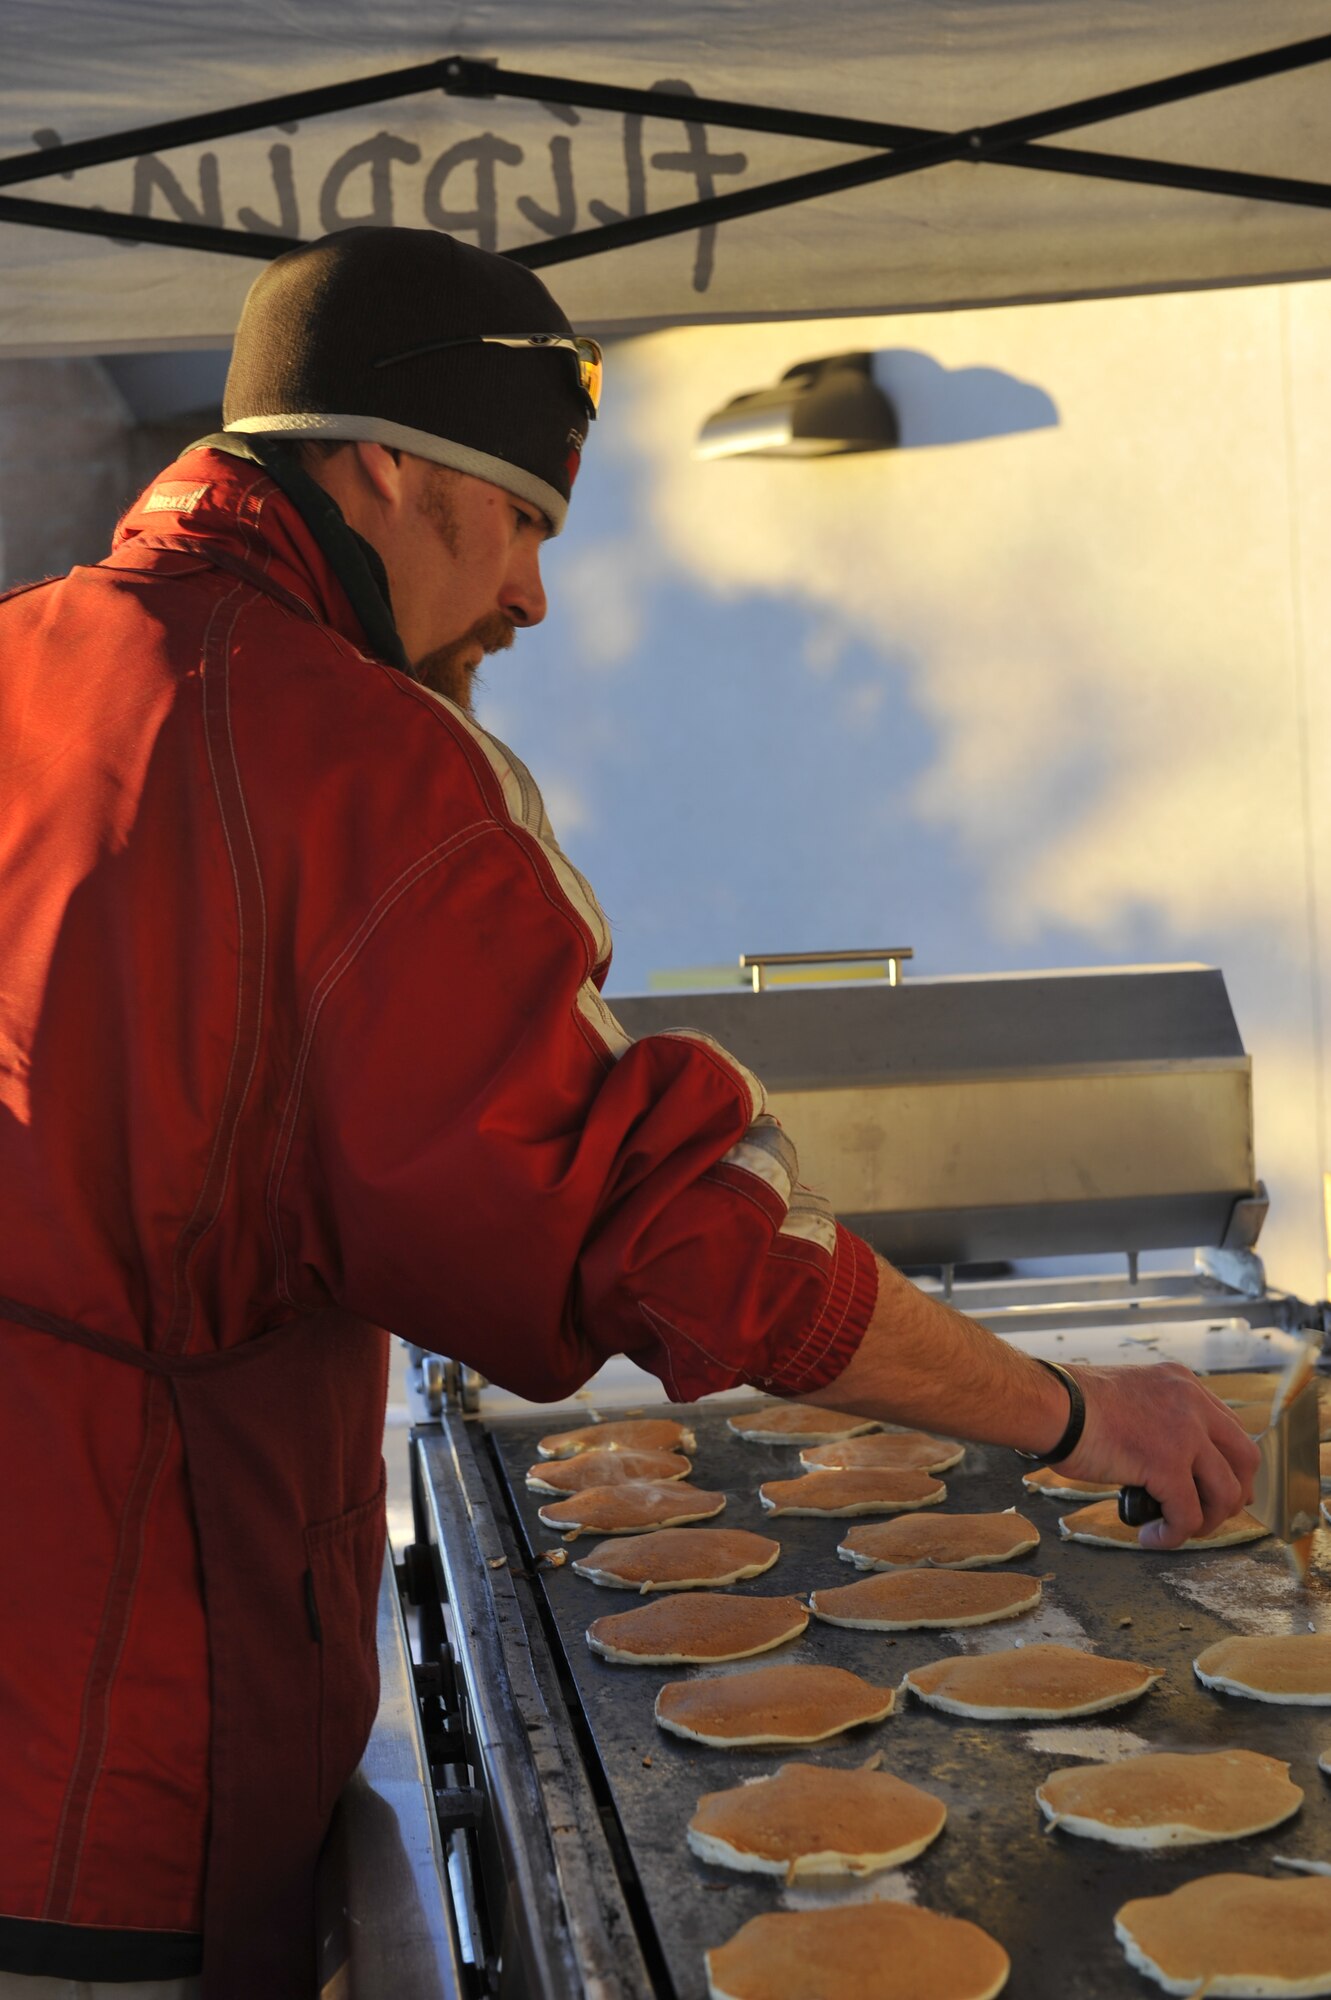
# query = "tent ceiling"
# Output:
<box><xmin>2</xmin><ymin>0</ymin><xmax>1330</xmax><ymax>353</ymax></box>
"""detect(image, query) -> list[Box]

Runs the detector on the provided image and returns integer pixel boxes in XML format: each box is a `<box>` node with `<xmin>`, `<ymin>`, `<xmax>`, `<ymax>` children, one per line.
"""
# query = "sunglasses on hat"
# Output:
<box><xmin>373</xmin><ymin>331</ymin><xmax>603</xmax><ymax>417</ymax></box>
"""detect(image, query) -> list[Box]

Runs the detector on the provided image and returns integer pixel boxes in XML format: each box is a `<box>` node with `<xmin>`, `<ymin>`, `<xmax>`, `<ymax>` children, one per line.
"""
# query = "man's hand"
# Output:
<box><xmin>798</xmin><ymin>1255</ymin><xmax>1260</xmax><ymax>1552</ymax></box>
<box><xmin>1056</xmin><ymin>1361</ymin><xmax>1260</xmax><ymax>1550</ymax></box>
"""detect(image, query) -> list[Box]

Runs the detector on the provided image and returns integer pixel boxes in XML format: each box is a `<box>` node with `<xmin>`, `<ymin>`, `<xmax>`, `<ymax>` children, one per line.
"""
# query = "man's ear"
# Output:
<box><xmin>351</xmin><ymin>440</ymin><xmax>406</xmax><ymax>508</ymax></box>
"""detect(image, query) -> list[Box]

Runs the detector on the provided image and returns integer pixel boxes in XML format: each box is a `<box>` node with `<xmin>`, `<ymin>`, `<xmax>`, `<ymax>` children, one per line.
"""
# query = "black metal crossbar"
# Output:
<box><xmin>440</xmin><ymin>34</ymin><xmax>1331</xmax><ymax>154</ymax></box>
<box><xmin>0</xmin><ymin>31</ymin><xmax>1328</xmax><ymax>267</ymax></box>
<box><xmin>0</xmin><ymin>59</ymin><xmax>463</xmax><ymax>189</ymax></box>
<box><xmin>471</xmin><ymin>34</ymin><xmax>1331</xmax><ymax>269</ymax></box>
<box><xmin>0</xmin><ymin>191</ymin><xmax>300</xmax><ymax>258</ymax></box>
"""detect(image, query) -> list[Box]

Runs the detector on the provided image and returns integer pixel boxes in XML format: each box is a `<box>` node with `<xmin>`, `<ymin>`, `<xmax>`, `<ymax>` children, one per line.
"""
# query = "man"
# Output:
<box><xmin>0</xmin><ymin>226</ymin><xmax>1256</xmax><ymax>1999</ymax></box>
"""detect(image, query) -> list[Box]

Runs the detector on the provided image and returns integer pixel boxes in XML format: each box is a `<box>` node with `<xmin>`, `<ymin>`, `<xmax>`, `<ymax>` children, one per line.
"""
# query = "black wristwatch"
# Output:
<box><xmin>1013</xmin><ymin>1358</ymin><xmax>1087</xmax><ymax>1466</ymax></box>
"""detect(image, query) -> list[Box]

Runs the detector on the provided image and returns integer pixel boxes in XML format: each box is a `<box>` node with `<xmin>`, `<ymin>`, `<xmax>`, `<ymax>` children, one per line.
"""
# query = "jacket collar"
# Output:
<box><xmin>113</xmin><ymin>441</ymin><xmax>411</xmax><ymax>674</ymax></box>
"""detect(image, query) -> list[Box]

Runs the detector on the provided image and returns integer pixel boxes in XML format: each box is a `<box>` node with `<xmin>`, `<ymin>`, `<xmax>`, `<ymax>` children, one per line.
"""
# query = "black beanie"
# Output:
<box><xmin>222</xmin><ymin>227</ymin><xmax>591</xmax><ymax>533</ymax></box>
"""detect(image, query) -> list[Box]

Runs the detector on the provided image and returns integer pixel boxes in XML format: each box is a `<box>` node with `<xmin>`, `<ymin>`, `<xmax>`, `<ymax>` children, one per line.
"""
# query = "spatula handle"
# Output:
<box><xmin>1118</xmin><ymin>1485</ymin><xmax>1163</xmax><ymax>1527</ymax></box>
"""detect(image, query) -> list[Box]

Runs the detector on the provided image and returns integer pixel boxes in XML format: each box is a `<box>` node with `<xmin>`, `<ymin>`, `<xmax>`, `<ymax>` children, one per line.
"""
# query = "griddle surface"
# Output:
<box><xmin>488</xmin><ymin>1405</ymin><xmax>1331</xmax><ymax>1998</ymax></box>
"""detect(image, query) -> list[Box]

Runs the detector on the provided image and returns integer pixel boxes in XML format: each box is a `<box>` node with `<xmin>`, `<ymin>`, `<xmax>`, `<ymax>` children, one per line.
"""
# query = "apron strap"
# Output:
<box><xmin>0</xmin><ymin>1292</ymin><xmax>296</xmax><ymax>1376</ymax></box>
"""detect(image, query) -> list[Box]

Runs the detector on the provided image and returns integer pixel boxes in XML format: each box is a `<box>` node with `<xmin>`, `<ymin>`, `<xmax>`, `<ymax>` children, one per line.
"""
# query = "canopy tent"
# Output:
<box><xmin>2</xmin><ymin>0</ymin><xmax>1330</xmax><ymax>353</ymax></box>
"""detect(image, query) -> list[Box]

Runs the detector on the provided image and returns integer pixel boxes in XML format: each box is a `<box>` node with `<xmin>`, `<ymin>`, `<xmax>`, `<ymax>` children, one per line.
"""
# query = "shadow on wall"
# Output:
<box><xmin>104</xmin><ymin>352</ymin><xmax>230</xmax><ymax>506</ymax></box>
<box><xmin>874</xmin><ymin>350</ymin><xmax>1059</xmax><ymax>449</ymax></box>
<box><xmin>0</xmin><ymin>359</ymin><xmax>131</xmax><ymax>588</ymax></box>
<box><xmin>0</xmin><ymin>354</ymin><xmax>226</xmax><ymax>590</ymax></box>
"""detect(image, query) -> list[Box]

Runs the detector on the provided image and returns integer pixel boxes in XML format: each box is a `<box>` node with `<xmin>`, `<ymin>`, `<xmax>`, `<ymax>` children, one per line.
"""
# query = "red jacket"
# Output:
<box><xmin>0</xmin><ymin>447</ymin><xmax>877</xmax><ymax>1991</ymax></box>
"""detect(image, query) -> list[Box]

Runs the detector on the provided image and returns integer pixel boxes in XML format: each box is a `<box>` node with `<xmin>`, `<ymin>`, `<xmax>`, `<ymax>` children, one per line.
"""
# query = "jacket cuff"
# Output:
<box><xmin>759</xmin><ymin>1224</ymin><xmax>879</xmax><ymax>1398</ymax></box>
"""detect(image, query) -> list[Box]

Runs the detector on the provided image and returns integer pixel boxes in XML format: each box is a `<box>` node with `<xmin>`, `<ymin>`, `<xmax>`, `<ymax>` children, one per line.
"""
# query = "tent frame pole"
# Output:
<box><xmin>1</xmin><ymin>32</ymin><xmax>1328</xmax><ymax>267</ymax></box>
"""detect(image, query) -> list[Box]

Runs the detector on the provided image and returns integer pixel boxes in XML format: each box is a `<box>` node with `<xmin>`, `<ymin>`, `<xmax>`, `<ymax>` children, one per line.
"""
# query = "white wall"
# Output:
<box><xmin>494</xmin><ymin>281</ymin><xmax>1331</xmax><ymax>1302</ymax></box>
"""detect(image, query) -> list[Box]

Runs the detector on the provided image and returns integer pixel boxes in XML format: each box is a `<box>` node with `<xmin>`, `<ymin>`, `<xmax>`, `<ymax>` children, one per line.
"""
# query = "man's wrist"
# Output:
<box><xmin>1013</xmin><ymin>1359</ymin><xmax>1087</xmax><ymax>1464</ymax></box>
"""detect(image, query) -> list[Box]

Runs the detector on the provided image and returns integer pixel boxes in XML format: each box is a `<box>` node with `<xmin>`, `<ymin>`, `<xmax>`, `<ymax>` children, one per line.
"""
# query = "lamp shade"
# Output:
<box><xmin>695</xmin><ymin>352</ymin><xmax>899</xmax><ymax>460</ymax></box>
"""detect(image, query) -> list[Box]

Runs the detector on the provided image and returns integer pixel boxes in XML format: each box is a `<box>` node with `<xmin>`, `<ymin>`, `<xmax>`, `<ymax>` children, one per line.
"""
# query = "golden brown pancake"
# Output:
<box><xmin>905</xmin><ymin>1643</ymin><xmax>1163</xmax><ymax>1719</ymax></box>
<box><xmin>536</xmin><ymin>1480</ymin><xmax>725</xmax><ymax>1537</ymax></box>
<box><xmin>758</xmin><ymin>1468</ymin><xmax>945</xmax><ymax>1516</ymax></box>
<box><xmin>1201</xmin><ymin>1373</ymin><xmax>1331</xmax><ymax>1440</ymax></box>
<box><xmin>838</xmin><ymin>1512</ymin><xmax>1040</xmax><ymax>1571</ymax></box>
<box><xmin>688</xmin><ymin>1761</ymin><xmax>946</xmax><ymax>1878</ymax></box>
<box><xmin>811</xmin><ymin>1568</ymin><xmax>1041</xmax><ymax>1631</ymax></box>
<box><xmin>572</xmin><ymin>1527</ymin><xmax>780</xmax><ymax>1592</ymax></box>
<box><xmin>1058</xmin><ymin>1499</ymin><xmax>1268</xmax><ymax>1550</ymax></box>
<box><xmin>1198</xmin><ymin>1370</ymin><xmax>1280</xmax><ymax>1404</ymax></box>
<box><xmin>1115</xmin><ymin>1874</ymin><xmax>1331</xmax><ymax>1996</ymax></box>
<box><xmin>1194</xmin><ymin>1634</ymin><xmax>1331</xmax><ymax>1705</ymax></box>
<box><xmin>799</xmin><ymin>1432</ymin><xmax>964</xmax><ymax>1473</ymax></box>
<box><xmin>726</xmin><ymin>1404</ymin><xmax>878</xmax><ymax>1444</ymax></box>
<box><xmin>585</xmin><ymin>1593</ymin><xmax>808</xmax><ymax>1665</ymax></box>
<box><xmin>705</xmin><ymin>1905</ymin><xmax>1010</xmax><ymax>2000</ymax></box>
<box><xmin>1020</xmin><ymin>1466</ymin><xmax>1119</xmax><ymax>1499</ymax></box>
<box><xmin>536</xmin><ymin>1417</ymin><xmax>695</xmax><ymax>1459</ymax></box>
<box><xmin>526</xmin><ymin>1448</ymin><xmax>693</xmax><ymax>1494</ymax></box>
<box><xmin>1037</xmin><ymin>1748</ymin><xmax>1302</xmax><ymax>1847</ymax></box>
<box><xmin>655</xmin><ymin>1662</ymin><xmax>895</xmax><ymax>1746</ymax></box>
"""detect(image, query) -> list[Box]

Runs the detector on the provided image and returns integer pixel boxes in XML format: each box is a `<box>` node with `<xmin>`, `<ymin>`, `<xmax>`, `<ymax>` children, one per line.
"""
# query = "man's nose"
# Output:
<box><xmin>503</xmin><ymin>550</ymin><xmax>547</xmax><ymax>630</ymax></box>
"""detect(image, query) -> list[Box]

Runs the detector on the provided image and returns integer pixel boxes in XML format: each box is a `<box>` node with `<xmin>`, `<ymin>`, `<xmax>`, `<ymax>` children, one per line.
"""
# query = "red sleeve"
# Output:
<box><xmin>277</xmin><ymin>720</ymin><xmax>879</xmax><ymax>1403</ymax></box>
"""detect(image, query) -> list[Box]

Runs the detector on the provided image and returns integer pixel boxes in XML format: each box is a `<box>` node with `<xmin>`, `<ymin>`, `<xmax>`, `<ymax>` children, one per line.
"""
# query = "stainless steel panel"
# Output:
<box><xmin>609</xmin><ymin>966</ymin><xmax>1247</xmax><ymax>1089</ymax></box>
<box><xmin>770</xmin><ymin>1063</ymin><xmax>1253</xmax><ymax>1261</ymax></box>
<box><xmin>843</xmin><ymin>1192</ymin><xmax>1244</xmax><ymax>1267</ymax></box>
<box><xmin>771</xmin><ymin>1066</ymin><xmax>1252</xmax><ymax>1210</ymax></box>
<box><xmin>416</xmin><ymin>1421</ymin><xmax>655</xmax><ymax>2000</ymax></box>
<box><xmin>611</xmin><ymin>967</ymin><xmax>1258</xmax><ymax>1260</ymax></box>
<box><xmin>316</xmin><ymin>1544</ymin><xmax>465</xmax><ymax>2000</ymax></box>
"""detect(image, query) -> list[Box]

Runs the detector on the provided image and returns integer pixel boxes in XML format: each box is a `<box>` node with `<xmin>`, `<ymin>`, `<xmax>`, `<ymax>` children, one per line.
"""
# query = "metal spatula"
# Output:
<box><xmin>1118</xmin><ymin>1342</ymin><xmax>1322</xmax><ymax>1580</ymax></box>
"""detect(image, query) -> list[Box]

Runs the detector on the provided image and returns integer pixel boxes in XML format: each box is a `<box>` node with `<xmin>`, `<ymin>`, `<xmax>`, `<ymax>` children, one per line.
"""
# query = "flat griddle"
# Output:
<box><xmin>482</xmin><ymin>1399</ymin><xmax>1331</xmax><ymax>1999</ymax></box>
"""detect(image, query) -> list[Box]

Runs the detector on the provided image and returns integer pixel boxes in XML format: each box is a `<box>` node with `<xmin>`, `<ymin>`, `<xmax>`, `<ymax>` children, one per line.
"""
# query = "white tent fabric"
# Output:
<box><xmin>2</xmin><ymin>0</ymin><xmax>1331</xmax><ymax>353</ymax></box>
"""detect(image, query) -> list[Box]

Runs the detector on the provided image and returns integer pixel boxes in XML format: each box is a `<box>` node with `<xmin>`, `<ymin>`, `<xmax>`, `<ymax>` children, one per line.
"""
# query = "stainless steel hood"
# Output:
<box><xmin>610</xmin><ymin>964</ymin><xmax>1259</xmax><ymax>1267</ymax></box>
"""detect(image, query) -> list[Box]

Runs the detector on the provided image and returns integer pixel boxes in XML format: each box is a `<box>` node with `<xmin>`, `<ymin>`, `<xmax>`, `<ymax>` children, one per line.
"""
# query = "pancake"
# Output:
<box><xmin>838</xmin><ymin>1512</ymin><xmax>1040</xmax><ymax>1571</ymax></box>
<box><xmin>1115</xmin><ymin>1874</ymin><xmax>1331</xmax><ymax>1997</ymax></box>
<box><xmin>1321</xmin><ymin>1443</ymin><xmax>1331</xmax><ymax>1487</ymax></box>
<box><xmin>905</xmin><ymin>1643</ymin><xmax>1163</xmax><ymax>1719</ymax></box>
<box><xmin>758</xmin><ymin>1468</ymin><xmax>945</xmax><ymax>1517</ymax></box>
<box><xmin>536</xmin><ymin>1417</ymin><xmax>695</xmax><ymax>1459</ymax></box>
<box><xmin>572</xmin><ymin>1527</ymin><xmax>780</xmax><ymax>1592</ymax></box>
<box><xmin>1036</xmin><ymin>1748</ymin><xmax>1303</xmax><ymax>1847</ymax></box>
<box><xmin>655</xmin><ymin>1662</ymin><xmax>895</xmax><ymax>1746</ymax></box>
<box><xmin>811</xmin><ymin>1568</ymin><xmax>1041</xmax><ymax>1631</ymax></box>
<box><xmin>1201</xmin><ymin>1373</ymin><xmax>1331</xmax><ymax>1441</ymax></box>
<box><xmin>727</xmin><ymin>1404</ymin><xmax>879</xmax><ymax>1445</ymax></box>
<box><xmin>1058</xmin><ymin>1499</ymin><xmax>1268</xmax><ymax>1550</ymax></box>
<box><xmin>536</xmin><ymin>1480</ymin><xmax>725</xmax><ymax>1536</ymax></box>
<box><xmin>705</xmin><ymin>1905</ymin><xmax>1010</xmax><ymax>2000</ymax></box>
<box><xmin>1021</xmin><ymin>1466</ymin><xmax>1120</xmax><ymax>1499</ymax></box>
<box><xmin>1199</xmin><ymin>1370</ymin><xmax>1281</xmax><ymax>1404</ymax></box>
<box><xmin>586</xmin><ymin>1593</ymin><xmax>808</xmax><ymax>1664</ymax></box>
<box><xmin>1237</xmin><ymin>1399</ymin><xmax>1331</xmax><ymax>1444</ymax></box>
<box><xmin>1194</xmin><ymin>1635</ymin><xmax>1331</xmax><ymax>1705</ymax></box>
<box><xmin>526</xmin><ymin>1448</ymin><xmax>693</xmax><ymax>1494</ymax></box>
<box><xmin>800</xmin><ymin>1432</ymin><xmax>964</xmax><ymax>1473</ymax></box>
<box><xmin>687</xmin><ymin>1761</ymin><xmax>946</xmax><ymax>1878</ymax></box>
